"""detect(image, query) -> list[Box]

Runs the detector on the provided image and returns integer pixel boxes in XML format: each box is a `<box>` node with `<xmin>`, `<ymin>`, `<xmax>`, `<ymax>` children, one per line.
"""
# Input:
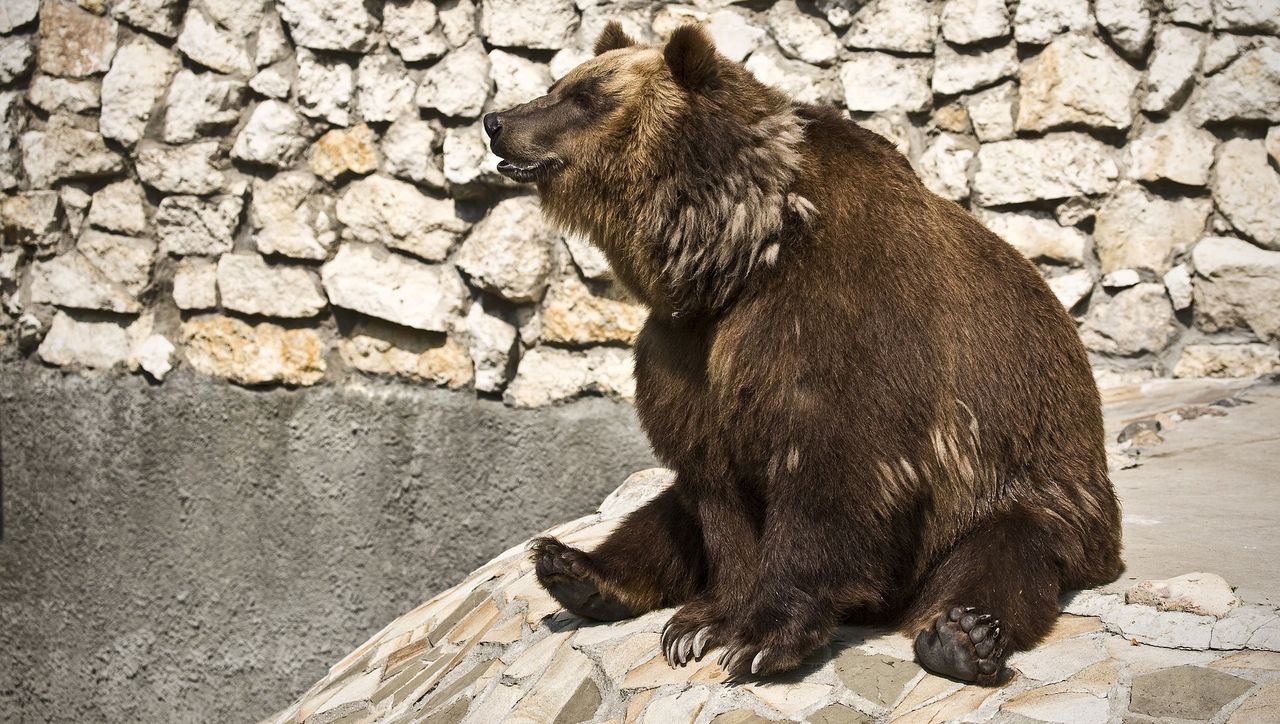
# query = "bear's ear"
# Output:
<box><xmin>664</xmin><ymin>24</ymin><xmax>718</xmax><ymax>89</ymax></box>
<box><xmin>594</xmin><ymin>21</ymin><xmax>636</xmax><ymax>56</ymax></box>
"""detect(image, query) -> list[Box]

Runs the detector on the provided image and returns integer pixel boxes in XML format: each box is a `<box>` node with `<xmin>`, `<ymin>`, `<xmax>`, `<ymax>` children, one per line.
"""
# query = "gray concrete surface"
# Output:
<box><xmin>1102</xmin><ymin>378</ymin><xmax>1280</xmax><ymax>607</ymax></box>
<box><xmin>0</xmin><ymin>362</ymin><xmax>655</xmax><ymax>723</ymax></box>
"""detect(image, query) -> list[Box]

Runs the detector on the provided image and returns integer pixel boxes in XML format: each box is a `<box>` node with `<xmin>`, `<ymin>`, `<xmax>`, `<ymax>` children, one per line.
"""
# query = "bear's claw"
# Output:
<box><xmin>913</xmin><ymin>606</ymin><xmax>1008</xmax><ymax>686</ymax></box>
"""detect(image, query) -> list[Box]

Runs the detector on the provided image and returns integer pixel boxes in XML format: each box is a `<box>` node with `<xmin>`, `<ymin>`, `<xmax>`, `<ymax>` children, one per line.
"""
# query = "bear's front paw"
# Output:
<box><xmin>529</xmin><ymin>536</ymin><xmax>633</xmax><ymax>622</ymax></box>
<box><xmin>715</xmin><ymin>607</ymin><xmax>831</xmax><ymax>678</ymax></box>
<box><xmin>661</xmin><ymin>598</ymin><xmax>729</xmax><ymax>667</ymax></box>
<box><xmin>913</xmin><ymin>606</ymin><xmax>1009</xmax><ymax>686</ymax></box>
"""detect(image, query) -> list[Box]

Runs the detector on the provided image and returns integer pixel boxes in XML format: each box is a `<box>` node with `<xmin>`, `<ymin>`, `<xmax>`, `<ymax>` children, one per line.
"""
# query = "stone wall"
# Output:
<box><xmin>1</xmin><ymin>0</ymin><xmax>1279</xmax><ymax>401</ymax></box>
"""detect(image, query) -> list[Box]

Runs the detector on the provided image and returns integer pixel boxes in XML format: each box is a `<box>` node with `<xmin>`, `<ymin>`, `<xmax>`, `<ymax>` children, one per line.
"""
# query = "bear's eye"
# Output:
<box><xmin>573</xmin><ymin>90</ymin><xmax>593</xmax><ymax>108</ymax></box>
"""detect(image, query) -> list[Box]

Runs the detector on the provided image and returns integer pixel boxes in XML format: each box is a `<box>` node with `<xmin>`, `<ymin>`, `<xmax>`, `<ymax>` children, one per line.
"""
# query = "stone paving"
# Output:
<box><xmin>267</xmin><ymin>381</ymin><xmax>1280</xmax><ymax>724</ymax></box>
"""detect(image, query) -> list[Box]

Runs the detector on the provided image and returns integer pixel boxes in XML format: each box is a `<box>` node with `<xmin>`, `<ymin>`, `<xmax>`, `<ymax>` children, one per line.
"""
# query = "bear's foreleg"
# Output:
<box><xmin>531</xmin><ymin>486</ymin><xmax>706</xmax><ymax>622</ymax></box>
<box><xmin>904</xmin><ymin>508</ymin><xmax>1064</xmax><ymax>686</ymax></box>
<box><xmin>661</xmin><ymin>478</ymin><xmax>763</xmax><ymax>667</ymax></box>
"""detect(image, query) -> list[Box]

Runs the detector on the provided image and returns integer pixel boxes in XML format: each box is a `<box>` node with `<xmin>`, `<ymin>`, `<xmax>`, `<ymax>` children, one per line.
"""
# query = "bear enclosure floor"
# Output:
<box><xmin>267</xmin><ymin>379</ymin><xmax>1280</xmax><ymax>724</ymax></box>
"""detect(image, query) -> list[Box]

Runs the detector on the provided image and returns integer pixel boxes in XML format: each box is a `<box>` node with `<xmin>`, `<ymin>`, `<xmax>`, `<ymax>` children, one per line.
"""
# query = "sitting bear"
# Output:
<box><xmin>483</xmin><ymin>22</ymin><xmax>1123</xmax><ymax>685</ymax></box>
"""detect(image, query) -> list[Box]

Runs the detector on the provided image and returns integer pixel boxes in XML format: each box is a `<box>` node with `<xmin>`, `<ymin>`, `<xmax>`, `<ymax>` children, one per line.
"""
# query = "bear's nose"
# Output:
<box><xmin>483</xmin><ymin>112</ymin><xmax>502</xmax><ymax>140</ymax></box>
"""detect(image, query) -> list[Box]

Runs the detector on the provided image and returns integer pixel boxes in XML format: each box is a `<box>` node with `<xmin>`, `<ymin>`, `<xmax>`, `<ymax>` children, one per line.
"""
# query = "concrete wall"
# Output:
<box><xmin>0</xmin><ymin>362</ymin><xmax>655</xmax><ymax>722</ymax></box>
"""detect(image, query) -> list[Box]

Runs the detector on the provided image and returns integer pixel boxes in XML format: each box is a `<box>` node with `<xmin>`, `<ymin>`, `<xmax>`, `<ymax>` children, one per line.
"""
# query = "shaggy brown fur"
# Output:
<box><xmin>487</xmin><ymin>23</ymin><xmax>1123</xmax><ymax>685</ymax></box>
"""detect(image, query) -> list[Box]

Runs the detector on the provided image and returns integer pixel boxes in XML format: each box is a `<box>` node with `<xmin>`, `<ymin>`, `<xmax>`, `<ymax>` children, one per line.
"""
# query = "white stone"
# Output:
<box><xmin>416</xmin><ymin>39</ymin><xmax>491</xmax><ymax>118</ymax></box>
<box><xmin>87</xmin><ymin>180</ymin><xmax>147</xmax><ymax>236</ymax></box>
<box><xmin>744</xmin><ymin>44</ymin><xmax>842</xmax><ymax>107</ymax></box>
<box><xmin>1212</xmin><ymin>139</ymin><xmax>1280</xmax><ymax>250</ymax></box>
<box><xmin>20</xmin><ymin>115</ymin><xmax>124</xmax><ymax>187</ymax></box>
<box><xmin>1049</xmin><ymin>269</ymin><xmax>1096</xmax><ymax>310</ymax></box>
<box><xmin>296</xmin><ymin>49</ymin><xmax>354</xmax><ymax>127</ymax></box>
<box><xmin>255</xmin><ymin>12</ymin><xmax>291</xmax><ymax>67</ymax></box>
<box><xmin>1012</xmin><ymin>0</ymin><xmax>1091</xmax><ymax>44</ymax></box>
<box><xmin>1142</xmin><ymin>25</ymin><xmax>1206</xmax><ymax>113</ymax></box>
<box><xmin>841</xmin><ymin>53</ymin><xmax>932</xmax><ymax>113</ymax></box>
<box><xmin>707</xmin><ymin>10</ymin><xmax>765</xmax><ymax>64</ymax></box>
<box><xmin>916</xmin><ymin>133</ymin><xmax>974</xmax><ymax>201</ymax></box>
<box><xmin>1094</xmin><ymin>184</ymin><xmax>1211</xmax><ymax>274</ymax></box>
<box><xmin>30</xmin><ymin>253</ymin><xmax>140</xmax><ymax>313</ymax></box>
<box><xmin>1080</xmin><ymin>283</ymin><xmax>1179</xmax><ymax>356</ymax></box>
<box><xmin>940</xmin><ymin>0</ymin><xmax>1010</xmax><ymax>45</ymax></box>
<box><xmin>1192</xmin><ymin>236</ymin><xmax>1280</xmax><ymax>341</ymax></box>
<box><xmin>563</xmin><ymin>232</ymin><xmax>612</xmax><ymax>281</ymax></box>
<box><xmin>336</xmin><ymin>175</ymin><xmax>469</xmax><ymax>262</ymax></box>
<box><xmin>465</xmin><ymin>301</ymin><xmax>517</xmax><ymax>393</ymax></box>
<box><xmin>1101</xmin><ymin>269</ymin><xmax>1142</xmax><ymax>289</ymax></box>
<box><xmin>77</xmin><ymin>229</ymin><xmax>155</xmax><ymax>295</ymax></box>
<box><xmin>1096</xmin><ymin>0</ymin><xmax>1154</xmax><ymax>59</ymax></box>
<box><xmin>1192</xmin><ymin>45</ymin><xmax>1280</xmax><ymax>123</ymax></box>
<box><xmin>26</xmin><ymin>75</ymin><xmax>99</xmax><ymax>114</ymax></box>
<box><xmin>1163</xmin><ymin>0</ymin><xmax>1212</xmax><ymax>26</ymax></box>
<box><xmin>382</xmin><ymin>117</ymin><xmax>446</xmax><ymax>189</ymax></box>
<box><xmin>156</xmin><ymin>195</ymin><xmax>244</xmax><ymax>256</ymax></box>
<box><xmin>932</xmin><ymin>42</ymin><xmax>1017</xmax><ymax>95</ymax></box>
<box><xmin>36</xmin><ymin>0</ymin><xmax>118</xmax><ymax>78</ymax></box>
<box><xmin>642</xmin><ymin>687</ymin><xmax>711</xmax><ymax>724</ymax></box>
<box><xmin>439</xmin><ymin>0</ymin><xmax>477</xmax><ymax>47</ymax></box>
<box><xmin>111</xmin><ymin>0</ymin><xmax>180</xmax><ymax>38</ymax></box>
<box><xmin>1213</xmin><ymin>0</ymin><xmax>1280</xmax><ymax>33</ymax></box>
<box><xmin>456</xmin><ymin>196</ymin><xmax>556</xmax><ymax>303</ymax></box>
<box><xmin>277</xmin><ymin>0</ymin><xmax>377</xmax><ymax>52</ymax></box>
<box><xmin>843</xmin><ymin>0</ymin><xmax>938</xmax><ymax>54</ymax></box>
<box><xmin>251</xmin><ymin>171</ymin><xmax>337</xmax><ymax>261</ymax></box>
<box><xmin>173</xmin><ymin>258</ymin><xmax>218</xmax><ymax>310</ymax></box>
<box><xmin>320</xmin><ymin>243</ymin><xmax>468</xmax><ymax>332</ymax></box>
<box><xmin>1017</xmin><ymin>34</ymin><xmax>1140</xmax><ymax>132</ymax></box>
<box><xmin>162</xmin><ymin>70</ymin><xmax>247</xmax><ymax>144</ymax></box>
<box><xmin>1175</xmin><ymin>343</ymin><xmax>1280</xmax><ymax>378</ymax></box>
<box><xmin>490</xmin><ymin>49</ymin><xmax>552</xmax><ymax>110</ymax></box>
<box><xmin>537</xmin><ymin>273</ymin><xmax>647</xmax><ymax>346</ymax></box>
<box><xmin>58</xmin><ymin>186</ymin><xmax>89</xmax><ymax>237</ymax></box>
<box><xmin>101</xmin><ymin>38</ymin><xmax>178</xmax><ymax>147</ymax></box>
<box><xmin>175</xmin><ymin>8</ymin><xmax>252</xmax><ymax>76</ymax></box>
<box><xmin>964</xmin><ymin>81</ymin><xmax>1016</xmax><ymax>142</ymax></box>
<box><xmin>357</xmin><ymin>53</ymin><xmax>415</xmax><ymax>123</ymax></box>
<box><xmin>0</xmin><ymin>34</ymin><xmax>34</xmax><ymax>85</ymax></box>
<box><xmin>1126</xmin><ymin>118</ymin><xmax>1216</xmax><ymax>187</ymax></box>
<box><xmin>231</xmin><ymin>101</ymin><xmax>310</xmax><ymax>169</ymax></box>
<box><xmin>1164</xmin><ymin>264</ymin><xmax>1194</xmax><ymax>310</ymax></box>
<box><xmin>1268</xmin><ymin>126</ymin><xmax>1280</xmax><ymax>166</ymax></box>
<box><xmin>38</xmin><ymin>312</ymin><xmax>132</xmax><ymax>369</ymax></box>
<box><xmin>131</xmin><ymin>334</ymin><xmax>174</xmax><ymax>380</ymax></box>
<box><xmin>0</xmin><ymin>0</ymin><xmax>39</xmax><ymax>34</ymax></box>
<box><xmin>979</xmin><ymin>211</ymin><xmax>1087</xmax><ymax>265</ymax></box>
<box><xmin>766</xmin><ymin>0</ymin><xmax>839</xmax><ymax>67</ymax></box>
<box><xmin>249</xmin><ymin>64</ymin><xmax>292</xmax><ymax>100</ymax></box>
<box><xmin>1211</xmin><ymin>605</ymin><xmax>1280</xmax><ymax>651</ymax></box>
<box><xmin>1202</xmin><ymin>34</ymin><xmax>1261</xmax><ymax>75</ymax></box>
<box><xmin>200</xmin><ymin>0</ymin><xmax>263</xmax><ymax>37</ymax></box>
<box><xmin>217</xmin><ymin>254</ymin><xmax>327</xmax><ymax>319</ymax></box>
<box><xmin>340</xmin><ymin>321</ymin><xmax>473</xmax><ymax>388</ymax></box>
<box><xmin>972</xmin><ymin>133</ymin><xmax>1119</xmax><ymax>206</ymax></box>
<box><xmin>385</xmin><ymin>0</ymin><xmax>449</xmax><ymax>63</ymax></box>
<box><xmin>504</xmin><ymin>346</ymin><xmax>635</xmax><ymax>407</ymax></box>
<box><xmin>135</xmin><ymin>141</ymin><xmax>227</xmax><ymax>195</ymax></box>
<box><xmin>1101</xmin><ymin>601</ymin><xmax>1216</xmax><ymax>649</ymax></box>
<box><xmin>1009</xmin><ymin>636</ymin><xmax>1107</xmax><ymax>684</ymax></box>
<box><xmin>1128</xmin><ymin>573</ymin><xmax>1240</xmax><ymax>619</ymax></box>
<box><xmin>481</xmin><ymin>0</ymin><xmax>577</xmax><ymax>50</ymax></box>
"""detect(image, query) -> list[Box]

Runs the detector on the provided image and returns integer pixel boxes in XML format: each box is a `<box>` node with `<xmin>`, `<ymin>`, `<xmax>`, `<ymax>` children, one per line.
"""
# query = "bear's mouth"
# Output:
<box><xmin>496</xmin><ymin>158</ymin><xmax>560</xmax><ymax>183</ymax></box>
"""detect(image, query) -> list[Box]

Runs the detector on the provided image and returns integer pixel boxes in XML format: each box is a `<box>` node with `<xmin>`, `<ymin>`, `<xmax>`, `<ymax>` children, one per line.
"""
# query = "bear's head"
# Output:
<box><xmin>484</xmin><ymin>22</ymin><xmax>814</xmax><ymax>314</ymax></box>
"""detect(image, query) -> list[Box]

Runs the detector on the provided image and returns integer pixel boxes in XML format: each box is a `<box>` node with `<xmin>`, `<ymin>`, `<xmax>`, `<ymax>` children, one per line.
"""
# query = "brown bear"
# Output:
<box><xmin>483</xmin><ymin>22</ymin><xmax>1123</xmax><ymax>685</ymax></box>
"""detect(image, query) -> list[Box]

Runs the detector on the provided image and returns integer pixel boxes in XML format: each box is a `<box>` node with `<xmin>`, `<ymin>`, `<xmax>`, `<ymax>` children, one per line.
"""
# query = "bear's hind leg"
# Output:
<box><xmin>905</xmin><ymin>508</ymin><xmax>1064</xmax><ymax>686</ymax></box>
<box><xmin>532</xmin><ymin>486</ymin><xmax>705</xmax><ymax>622</ymax></box>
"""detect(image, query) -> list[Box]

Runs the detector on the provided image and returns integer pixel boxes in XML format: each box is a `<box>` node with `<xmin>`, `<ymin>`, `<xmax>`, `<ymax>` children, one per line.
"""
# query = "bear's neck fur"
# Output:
<box><xmin>539</xmin><ymin>75</ymin><xmax>813</xmax><ymax>318</ymax></box>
